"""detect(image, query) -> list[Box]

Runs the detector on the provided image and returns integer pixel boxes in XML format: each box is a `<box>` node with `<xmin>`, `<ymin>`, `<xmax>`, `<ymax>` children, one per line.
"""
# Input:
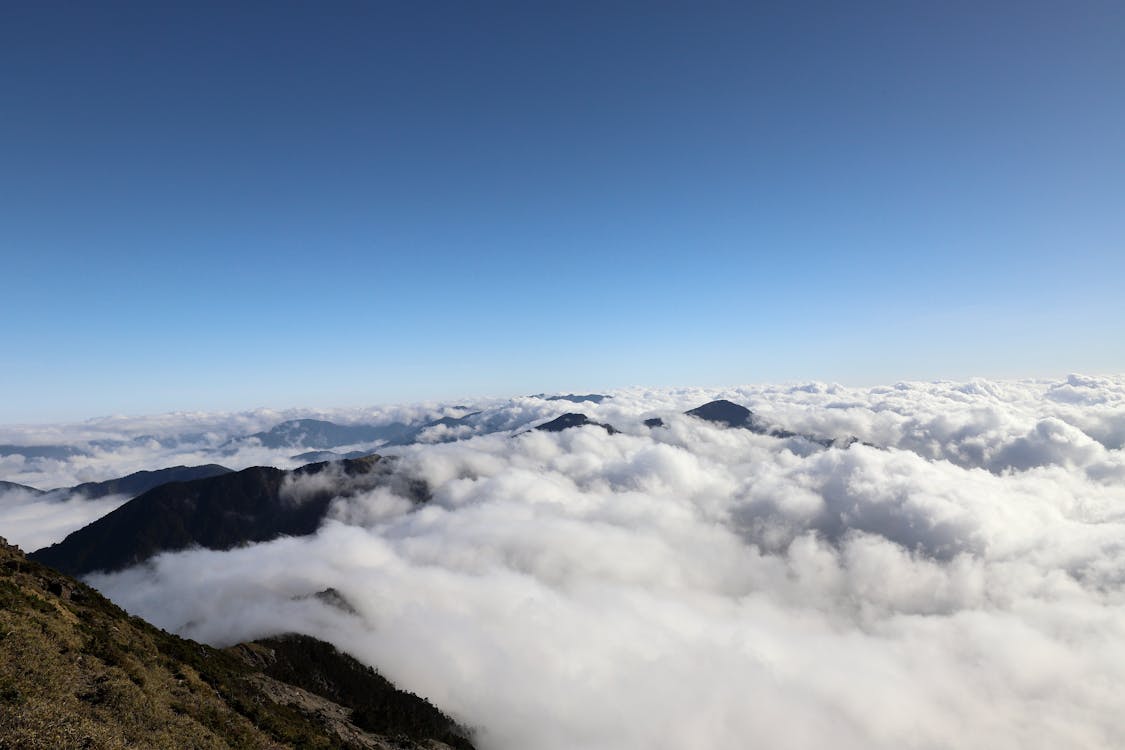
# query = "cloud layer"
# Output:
<box><xmin>5</xmin><ymin>375</ymin><xmax>1125</xmax><ymax>748</ymax></box>
<box><xmin>0</xmin><ymin>487</ymin><xmax>130</xmax><ymax>551</ymax></box>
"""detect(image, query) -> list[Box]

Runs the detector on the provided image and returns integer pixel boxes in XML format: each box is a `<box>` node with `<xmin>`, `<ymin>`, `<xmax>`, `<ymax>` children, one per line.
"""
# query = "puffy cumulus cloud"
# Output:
<box><xmin>0</xmin><ymin>488</ymin><xmax>129</xmax><ymax>551</ymax></box>
<box><xmin>84</xmin><ymin>375</ymin><xmax>1125</xmax><ymax>750</ymax></box>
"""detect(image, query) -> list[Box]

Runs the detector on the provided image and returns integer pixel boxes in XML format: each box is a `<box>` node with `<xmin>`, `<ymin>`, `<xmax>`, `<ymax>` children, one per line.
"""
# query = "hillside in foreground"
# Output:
<box><xmin>0</xmin><ymin>536</ymin><xmax>474</xmax><ymax>750</ymax></box>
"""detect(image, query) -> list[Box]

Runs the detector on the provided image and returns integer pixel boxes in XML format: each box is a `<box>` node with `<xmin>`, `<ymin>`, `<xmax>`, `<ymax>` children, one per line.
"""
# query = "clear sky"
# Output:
<box><xmin>2</xmin><ymin>1</ymin><xmax>1123</xmax><ymax>422</ymax></box>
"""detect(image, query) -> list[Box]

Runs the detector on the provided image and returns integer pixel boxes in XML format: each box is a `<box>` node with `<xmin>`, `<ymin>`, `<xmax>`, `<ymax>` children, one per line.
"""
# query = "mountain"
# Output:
<box><xmin>236</xmin><ymin>419</ymin><xmax>413</xmax><ymax>450</ymax></box>
<box><xmin>381</xmin><ymin>413</ymin><xmax>483</xmax><ymax>447</ymax></box>
<box><xmin>683</xmin><ymin>399</ymin><xmax>859</xmax><ymax>447</ymax></box>
<box><xmin>533</xmin><ymin>393</ymin><xmax>611</xmax><ymax>404</ymax></box>
<box><xmin>291</xmin><ymin>449</ymin><xmax>374</xmax><ymax>462</ymax></box>
<box><xmin>60</xmin><ymin>464</ymin><xmax>233</xmax><ymax>500</ymax></box>
<box><xmin>0</xmin><ymin>480</ymin><xmax>43</xmax><ymax>495</ymax></box>
<box><xmin>0</xmin><ymin>536</ymin><xmax>474</xmax><ymax>749</ymax></box>
<box><xmin>684</xmin><ymin>399</ymin><xmax>764</xmax><ymax>430</ymax></box>
<box><xmin>0</xmin><ymin>444</ymin><xmax>87</xmax><ymax>460</ymax></box>
<box><xmin>244</xmin><ymin>410</ymin><xmax>516</xmax><ymax>454</ymax></box>
<box><xmin>28</xmin><ymin>455</ymin><xmax>416</xmax><ymax>578</ymax></box>
<box><xmin>535</xmin><ymin>413</ymin><xmax>619</xmax><ymax>434</ymax></box>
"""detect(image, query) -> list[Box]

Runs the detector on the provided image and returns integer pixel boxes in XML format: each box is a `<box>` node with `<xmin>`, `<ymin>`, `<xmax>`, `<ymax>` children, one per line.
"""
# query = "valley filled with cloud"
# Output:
<box><xmin>3</xmin><ymin>375</ymin><xmax>1125</xmax><ymax>749</ymax></box>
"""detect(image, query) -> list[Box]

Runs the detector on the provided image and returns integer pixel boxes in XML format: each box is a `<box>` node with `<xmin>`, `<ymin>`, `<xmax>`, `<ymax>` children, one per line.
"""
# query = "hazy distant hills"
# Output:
<box><xmin>290</xmin><ymin>449</ymin><xmax>374</xmax><ymax>462</ymax></box>
<box><xmin>238</xmin><ymin>419</ymin><xmax>407</xmax><ymax>449</ymax></box>
<box><xmin>0</xmin><ymin>396</ymin><xmax>616</xmax><ymax>465</ymax></box>
<box><xmin>0</xmin><ymin>444</ymin><xmax>87</xmax><ymax>460</ymax></box>
<box><xmin>0</xmin><ymin>395</ymin><xmax>619</xmax><ymax>473</ymax></box>
<box><xmin>0</xmin><ymin>480</ymin><xmax>43</xmax><ymax>495</ymax></box>
<box><xmin>528</xmin><ymin>399</ymin><xmax>854</xmax><ymax>450</ymax></box>
<box><xmin>0</xmin><ymin>434</ymin><xmax>211</xmax><ymax>460</ymax></box>
<box><xmin>28</xmin><ymin>455</ymin><xmax>407</xmax><ymax>577</ymax></box>
<box><xmin>0</xmin><ymin>465</ymin><xmax>234</xmax><ymax>501</ymax></box>
<box><xmin>532</xmin><ymin>393</ymin><xmax>611</xmax><ymax>404</ymax></box>
<box><xmin>61</xmin><ymin>464</ymin><xmax>232</xmax><ymax>499</ymax></box>
<box><xmin>0</xmin><ymin>537</ymin><xmax>474</xmax><ymax>749</ymax></box>
<box><xmin>231</xmin><ymin>413</ymin><xmax>488</xmax><ymax>452</ymax></box>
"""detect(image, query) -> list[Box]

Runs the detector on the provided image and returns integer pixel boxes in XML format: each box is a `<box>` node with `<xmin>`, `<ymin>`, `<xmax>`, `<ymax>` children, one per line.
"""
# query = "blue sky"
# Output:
<box><xmin>2</xmin><ymin>1</ymin><xmax>1123</xmax><ymax>422</ymax></box>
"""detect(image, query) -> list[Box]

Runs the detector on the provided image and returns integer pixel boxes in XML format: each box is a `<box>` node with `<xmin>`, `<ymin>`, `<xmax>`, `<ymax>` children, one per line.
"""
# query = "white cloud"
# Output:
<box><xmin>59</xmin><ymin>375</ymin><xmax>1125</xmax><ymax>749</ymax></box>
<box><xmin>0</xmin><ymin>488</ymin><xmax>130</xmax><ymax>551</ymax></box>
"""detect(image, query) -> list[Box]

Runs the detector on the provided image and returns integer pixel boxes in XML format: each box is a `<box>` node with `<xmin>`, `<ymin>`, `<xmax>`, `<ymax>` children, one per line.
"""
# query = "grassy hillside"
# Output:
<box><xmin>0</xmin><ymin>536</ymin><xmax>474</xmax><ymax>750</ymax></box>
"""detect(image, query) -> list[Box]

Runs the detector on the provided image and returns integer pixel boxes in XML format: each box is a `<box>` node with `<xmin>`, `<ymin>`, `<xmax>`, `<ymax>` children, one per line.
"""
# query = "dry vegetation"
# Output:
<box><xmin>0</xmin><ymin>537</ymin><xmax>472</xmax><ymax>750</ymax></box>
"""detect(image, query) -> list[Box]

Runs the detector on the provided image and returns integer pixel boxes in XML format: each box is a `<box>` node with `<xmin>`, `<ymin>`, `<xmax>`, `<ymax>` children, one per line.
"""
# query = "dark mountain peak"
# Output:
<box><xmin>684</xmin><ymin>400</ymin><xmax>757</xmax><ymax>429</ymax></box>
<box><xmin>644</xmin><ymin>417</ymin><xmax>666</xmax><ymax>428</ymax></box>
<box><xmin>28</xmin><ymin>454</ymin><xmax>403</xmax><ymax>578</ymax></box>
<box><xmin>536</xmin><ymin>413</ymin><xmax>619</xmax><ymax>435</ymax></box>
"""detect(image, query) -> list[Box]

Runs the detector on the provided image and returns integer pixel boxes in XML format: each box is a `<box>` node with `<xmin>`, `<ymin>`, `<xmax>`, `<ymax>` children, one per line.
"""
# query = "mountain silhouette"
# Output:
<box><xmin>684</xmin><ymin>399</ymin><xmax>762</xmax><ymax>429</ymax></box>
<box><xmin>237</xmin><ymin>419</ymin><xmax>406</xmax><ymax>450</ymax></box>
<box><xmin>60</xmin><ymin>464</ymin><xmax>232</xmax><ymax>499</ymax></box>
<box><xmin>28</xmin><ymin>455</ymin><xmax>413</xmax><ymax>577</ymax></box>
<box><xmin>535</xmin><ymin>413</ymin><xmax>619</xmax><ymax>434</ymax></box>
<box><xmin>0</xmin><ymin>480</ymin><xmax>43</xmax><ymax>495</ymax></box>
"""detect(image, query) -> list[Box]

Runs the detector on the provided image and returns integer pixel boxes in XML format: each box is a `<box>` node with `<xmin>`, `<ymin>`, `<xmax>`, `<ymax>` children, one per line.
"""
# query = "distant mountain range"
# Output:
<box><xmin>529</xmin><ymin>399</ymin><xmax>855</xmax><ymax>449</ymax></box>
<box><xmin>16</xmin><ymin>398</ymin><xmax>858</xmax><ymax>580</ymax></box>
<box><xmin>0</xmin><ymin>480</ymin><xmax>43</xmax><ymax>495</ymax></box>
<box><xmin>235</xmin><ymin>419</ymin><xmax>407</xmax><ymax>450</ymax></box>
<box><xmin>0</xmin><ymin>536</ymin><xmax>474</xmax><ymax>749</ymax></box>
<box><xmin>0</xmin><ymin>444</ymin><xmax>87</xmax><ymax>460</ymax></box>
<box><xmin>0</xmin><ymin>434</ymin><xmax>213</xmax><ymax>460</ymax></box>
<box><xmin>532</xmin><ymin>393</ymin><xmax>611</xmax><ymax>404</ymax></box>
<box><xmin>0</xmin><ymin>396</ymin><xmax>615</xmax><ymax>463</ymax></box>
<box><xmin>230</xmin><ymin>413</ymin><xmax>487</xmax><ymax>452</ymax></box>
<box><xmin>62</xmin><ymin>464</ymin><xmax>232</xmax><ymax>499</ymax></box>
<box><xmin>0</xmin><ymin>465</ymin><xmax>233</xmax><ymax>500</ymax></box>
<box><xmin>290</xmin><ymin>449</ymin><xmax>374</xmax><ymax>462</ymax></box>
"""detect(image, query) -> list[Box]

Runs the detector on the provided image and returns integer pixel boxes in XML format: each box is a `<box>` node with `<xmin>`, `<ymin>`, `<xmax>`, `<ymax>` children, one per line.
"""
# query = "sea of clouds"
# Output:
<box><xmin>5</xmin><ymin>375</ymin><xmax>1125</xmax><ymax>749</ymax></box>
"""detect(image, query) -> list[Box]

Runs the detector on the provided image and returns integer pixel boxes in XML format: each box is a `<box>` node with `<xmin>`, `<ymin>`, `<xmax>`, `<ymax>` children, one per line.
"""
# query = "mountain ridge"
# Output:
<box><xmin>0</xmin><ymin>535</ymin><xmax>474</xmax><ymax>749</ymax></box>
<box><xmin>28</xmin><ymin>455</ymin><xmax>407</xmax><ymax>578</ymax></box>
